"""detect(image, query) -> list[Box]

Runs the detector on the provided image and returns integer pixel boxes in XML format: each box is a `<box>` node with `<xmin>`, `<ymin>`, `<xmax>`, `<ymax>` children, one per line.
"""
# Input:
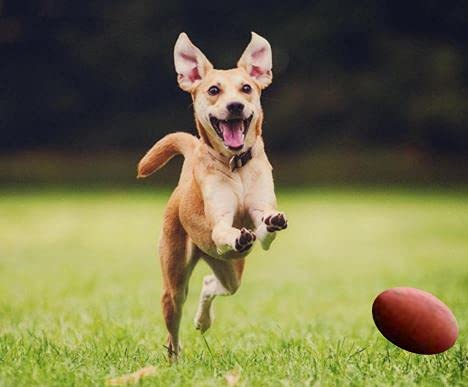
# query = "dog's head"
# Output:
<box><xmin>174</xmin><ymin>32</ymin><xmax>272</xmax><ymax>155</ymax></box>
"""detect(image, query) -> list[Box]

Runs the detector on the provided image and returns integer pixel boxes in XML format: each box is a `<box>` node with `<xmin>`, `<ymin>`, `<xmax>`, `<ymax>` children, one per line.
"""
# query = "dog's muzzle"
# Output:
<box><xmin>209</xmin><ymin>114</ymin><xmax>253</xmax><ymax>151</ymax></box>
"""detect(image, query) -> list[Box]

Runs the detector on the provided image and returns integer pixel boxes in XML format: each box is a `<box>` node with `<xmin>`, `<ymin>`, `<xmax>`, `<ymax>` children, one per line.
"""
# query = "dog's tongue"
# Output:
<box><xmin>219</xmin><ymin>120</ymin><xmax>244</xmax><ymax>148</ymax></box>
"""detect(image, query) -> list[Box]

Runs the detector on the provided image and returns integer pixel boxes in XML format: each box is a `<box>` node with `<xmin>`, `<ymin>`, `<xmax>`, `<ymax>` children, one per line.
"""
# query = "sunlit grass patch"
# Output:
<box><xmin>0</xmin><ymin>188</ymin><xmax>467</xmax><ymax>385</ymax></box>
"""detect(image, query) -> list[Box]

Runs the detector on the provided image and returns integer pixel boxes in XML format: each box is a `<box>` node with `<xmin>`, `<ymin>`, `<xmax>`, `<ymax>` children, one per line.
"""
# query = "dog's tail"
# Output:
<box><xmin>137</xmin><ymin>132</ymin><xmax>198</xmax><ymax>178</ymax></box>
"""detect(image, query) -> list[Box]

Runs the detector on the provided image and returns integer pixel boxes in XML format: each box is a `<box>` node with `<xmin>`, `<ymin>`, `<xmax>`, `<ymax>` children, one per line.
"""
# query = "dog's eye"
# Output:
<box><xmin>241</xmin><ymin>84</ymin><xmax>252</xmax><ymax>94</ymax></box>
<box><xmin>208</xmin><ymin>86</ymin><xmax>220</xmax><ymax>96</ymax></box>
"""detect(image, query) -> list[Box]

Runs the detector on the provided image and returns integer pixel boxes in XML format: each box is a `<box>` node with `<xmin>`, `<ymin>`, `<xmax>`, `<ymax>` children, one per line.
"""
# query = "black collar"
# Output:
<box><xmin>229</xmin><ymin>148</ymin><xmax>252</xmax><ymax>172</ymax></box>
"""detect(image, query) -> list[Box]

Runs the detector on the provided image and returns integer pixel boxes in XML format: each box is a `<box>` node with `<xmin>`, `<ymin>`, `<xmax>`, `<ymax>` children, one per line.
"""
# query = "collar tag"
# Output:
<box><xmin>229</xmin><ymin>148</ymin><xmax>252</xmax><ymax>172</ymax></box>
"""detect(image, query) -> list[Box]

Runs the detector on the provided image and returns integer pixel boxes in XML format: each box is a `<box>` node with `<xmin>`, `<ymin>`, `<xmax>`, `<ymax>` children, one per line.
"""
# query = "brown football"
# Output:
<box><xmin>372</xmin><ymin>287</ymin><xmax>458</xmax><ymax>355</ymax></box>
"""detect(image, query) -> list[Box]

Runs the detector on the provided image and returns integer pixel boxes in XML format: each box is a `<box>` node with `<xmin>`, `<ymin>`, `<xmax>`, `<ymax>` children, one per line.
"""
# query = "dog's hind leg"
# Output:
<box><xmin>194</xmin><ymin>257</ymin><xmax>245</xmax><ymax>333</ymax></box>
<box><xmin>160</xmin><ymin>198</ymin><xmax>199</xmax><ymax>359</ymax></box>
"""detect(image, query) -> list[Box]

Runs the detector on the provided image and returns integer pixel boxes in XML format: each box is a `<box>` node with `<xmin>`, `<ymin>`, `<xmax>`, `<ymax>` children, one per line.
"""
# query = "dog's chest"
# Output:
<box><xmin>227</xmin><ymin>165</ymin><xmax>258</xmax><ymax>212</ymax></box>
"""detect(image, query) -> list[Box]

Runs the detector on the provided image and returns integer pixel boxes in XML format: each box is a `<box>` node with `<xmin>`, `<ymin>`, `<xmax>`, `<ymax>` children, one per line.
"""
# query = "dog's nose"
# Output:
<box><xmin>227</xmin><ymin>102</ymin><xmax>244</xmax><ymax>114</ymax></box>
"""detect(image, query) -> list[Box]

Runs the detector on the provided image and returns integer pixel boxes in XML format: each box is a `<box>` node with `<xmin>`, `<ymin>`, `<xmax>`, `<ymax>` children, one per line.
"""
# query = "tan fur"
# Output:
<box><xmin>137</xmin><ymin>132</ymin><xmax>197</xmax><ymax>178</ymax></box>
<box><xmin>138</xmin><ymin>32</ymin><xmax>287</xmax><ymax>358</ymax></box>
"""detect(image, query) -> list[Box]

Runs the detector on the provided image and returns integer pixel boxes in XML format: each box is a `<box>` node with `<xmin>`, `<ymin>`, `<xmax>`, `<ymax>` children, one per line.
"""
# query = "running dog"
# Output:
<box><xmin>137</xmin><ymin>32</ymin><xmax>287</xmax><ymax>358</ymax></box>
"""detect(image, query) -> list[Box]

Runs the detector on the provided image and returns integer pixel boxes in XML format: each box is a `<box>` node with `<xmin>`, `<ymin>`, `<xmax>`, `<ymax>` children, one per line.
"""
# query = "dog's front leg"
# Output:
<box><xmin>246</xmin><ymin>170</ymin><xmax>287</xmax><ymax>250</ymax></box>
<box><xmin>249</xmin><ymin>207</ymin><xmax>287</xmax><ymax>250</ymax></box>
<box><xmin>212</xmin><ymin>220</ymin><xmax>256</xmax><ymax>254</ymax></box>
<box><xmin>204</xmin><ymin>179</ymin><xmax>256</xmax><ymax>255</ymax></box>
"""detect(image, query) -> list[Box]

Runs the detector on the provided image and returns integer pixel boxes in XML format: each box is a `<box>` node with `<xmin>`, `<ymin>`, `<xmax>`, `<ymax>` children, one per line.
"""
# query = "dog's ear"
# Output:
<box><xmin>237</xmin><ymin>32</ymin><xmax>272</xmax><ymax>89</ymax></box>
<box><xmin>174</xmin><ymin>32</ymin><xmax>213</xmax><ymax>92</ymax></box>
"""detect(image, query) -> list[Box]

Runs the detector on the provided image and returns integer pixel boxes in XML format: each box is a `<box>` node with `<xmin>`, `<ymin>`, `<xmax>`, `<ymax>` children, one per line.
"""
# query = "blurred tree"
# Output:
<box><xmin>0</xmin><ymin>0</ymin><xmax>467</xmax><ymax>155</ymax></box>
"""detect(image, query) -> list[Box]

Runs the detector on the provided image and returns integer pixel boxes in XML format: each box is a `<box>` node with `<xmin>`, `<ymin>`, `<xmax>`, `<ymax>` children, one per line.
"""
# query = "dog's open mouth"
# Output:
<box><xmin>209</xmin><ymin>114</ymin><xmax>253</xmax><ymax>151</ymax></box>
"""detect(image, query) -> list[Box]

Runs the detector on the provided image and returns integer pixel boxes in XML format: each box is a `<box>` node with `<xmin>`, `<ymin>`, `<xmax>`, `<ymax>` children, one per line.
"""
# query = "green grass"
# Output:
<box><xmin>0</xmin><ymin>188</ymin><xmax>467</xmax><ymax>386</ymax></box>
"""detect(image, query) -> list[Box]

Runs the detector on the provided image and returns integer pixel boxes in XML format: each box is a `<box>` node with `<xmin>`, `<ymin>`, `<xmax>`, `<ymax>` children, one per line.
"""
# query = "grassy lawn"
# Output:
<box><xmin>0</xmin><ymin>188</ymin><xmax>467</xmax><ymax>386</ymax></box>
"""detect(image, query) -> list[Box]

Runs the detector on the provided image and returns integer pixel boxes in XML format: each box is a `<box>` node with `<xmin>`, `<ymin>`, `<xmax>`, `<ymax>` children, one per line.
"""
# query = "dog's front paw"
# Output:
<box><xmin>234</xmin><ymin>227</ymin><xmax>256</xmax><ymax>252</ymax></box>
<box><xmin>263</xmin><ymin>212</ymin><xmax>288</xmax><ymax>232</ymax></box>
<box><xmin>256</xmin><ymin>212</ymin><xmax>287</xmax><ymax>251</ymax></box>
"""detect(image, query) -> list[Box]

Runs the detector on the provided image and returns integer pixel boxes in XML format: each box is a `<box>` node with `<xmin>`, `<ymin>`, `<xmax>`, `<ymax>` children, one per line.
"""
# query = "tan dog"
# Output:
<box><xmin>137</xmin><ymin>32</ymin><xmax>287</xmax><ymax>358</ymax></box>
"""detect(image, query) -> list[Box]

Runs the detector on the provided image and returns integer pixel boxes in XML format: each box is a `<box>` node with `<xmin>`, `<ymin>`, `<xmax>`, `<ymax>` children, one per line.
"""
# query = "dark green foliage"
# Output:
<box><xmin>1</xmin><ymin>1</ymin><xmax>467</xmax><ymax>155</ymax></box>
